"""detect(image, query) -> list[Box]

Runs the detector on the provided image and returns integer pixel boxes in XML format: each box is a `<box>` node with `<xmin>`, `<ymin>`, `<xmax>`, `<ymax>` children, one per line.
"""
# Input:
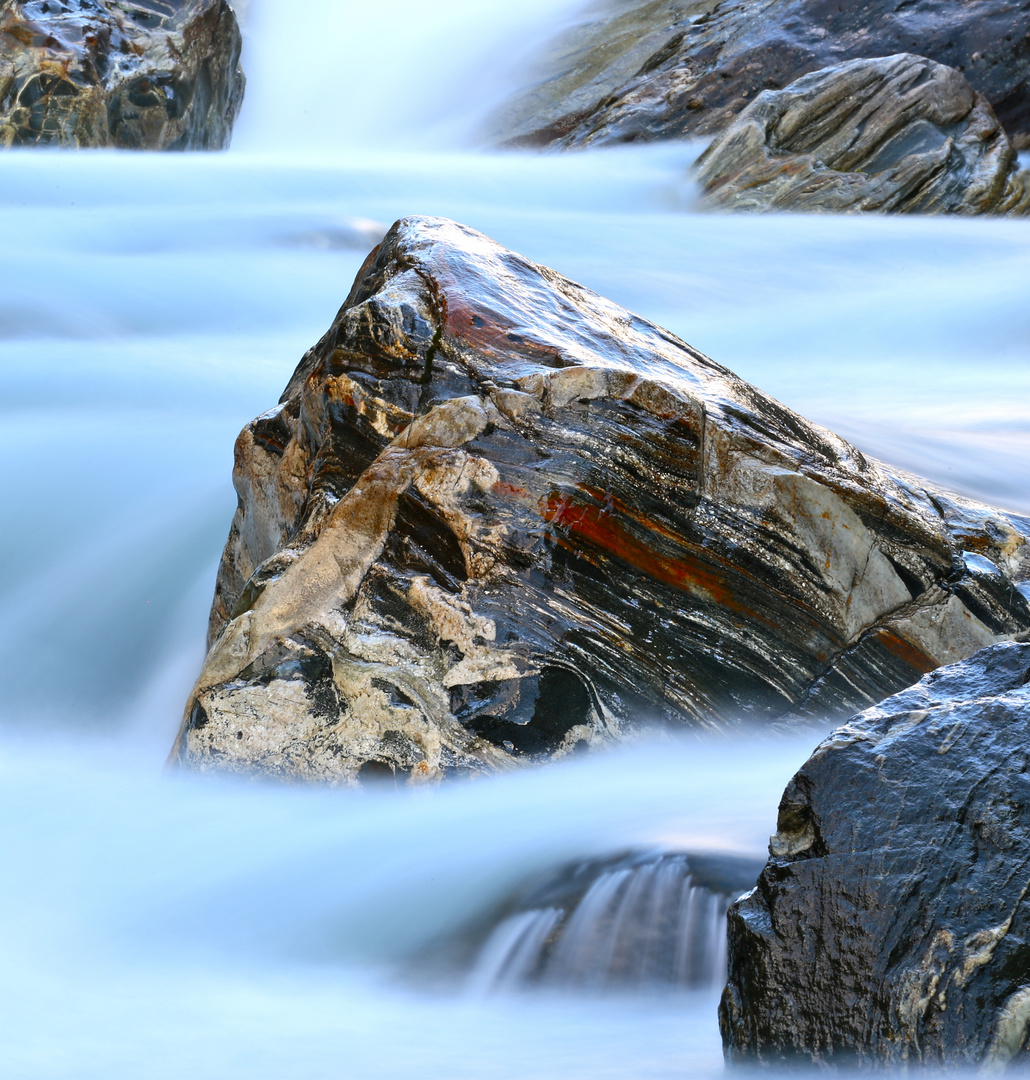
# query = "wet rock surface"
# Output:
<box><xmin>721</xmin><ymin>641</ymin><xmax>1030</xmax><ymax>1068</ymax></box>
<box><xmin>493</xmin><ymin>0</ymin><xmax>1030</xmax><ymax>151</ymax></box>
<box><xmin>171</xmin><ymin>216</ymin><xmax>1030</xmax><ymax>784</ymax></box>
<box><xmin>0</xmin><ymin>0</ymin><xmax>244</xmax><ymax>149</ymax></box>
<box><xmin>696</xmin><ymin>54</ymin><xmax>1030</xmax><ymax>215</ymax></box>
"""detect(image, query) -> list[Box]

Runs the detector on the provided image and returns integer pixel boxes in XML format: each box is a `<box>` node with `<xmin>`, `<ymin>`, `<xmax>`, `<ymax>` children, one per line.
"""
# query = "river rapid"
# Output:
<box><xmin>3</xmin><ymin>2</ymin><xmax>1030</xmax><ymax>1077</ymax></box>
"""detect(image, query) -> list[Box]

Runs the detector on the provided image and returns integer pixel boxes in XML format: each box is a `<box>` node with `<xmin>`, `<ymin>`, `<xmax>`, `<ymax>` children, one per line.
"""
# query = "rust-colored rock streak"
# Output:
<box><xmin>0</xmin><ymin>0</ymin><xmax>245</xmax><ymax>150</ymax></box>
<box><xmin>172</xmin><ymin>216</ymin><xmax>1030</xmax><ymax>784</ymax></box>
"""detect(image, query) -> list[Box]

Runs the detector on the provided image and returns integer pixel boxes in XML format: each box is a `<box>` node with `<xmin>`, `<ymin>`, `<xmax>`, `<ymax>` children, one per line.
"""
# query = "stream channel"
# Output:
<box><xmin>3</xmin><ymin>2</ymin><xmax>1030</xmax><ymax>1076</ymax></box>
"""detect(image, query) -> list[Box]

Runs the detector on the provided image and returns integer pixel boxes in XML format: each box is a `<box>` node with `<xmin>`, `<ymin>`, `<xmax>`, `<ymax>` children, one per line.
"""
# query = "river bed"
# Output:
<box><xmin>3</xmin><ymin>2</ymin><xmax>1030</xmax><ymax>1076</ymax></box>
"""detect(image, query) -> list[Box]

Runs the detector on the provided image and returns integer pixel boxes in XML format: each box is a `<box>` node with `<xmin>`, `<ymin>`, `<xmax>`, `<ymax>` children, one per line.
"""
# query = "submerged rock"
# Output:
<box><xmin>696</xmin><ymin>54</ymin><xmax>1030</xmax><ymax>215</ymax></box>
<box><xmin>462</xmin><ymin>850</ymin><xmax>762</xmax><ymax>993</ymax></box>
<box><xmin>0</xmin><ymin>0</ymin><xmax>245</xmax><ymax>150</ymax></box>
<box><xmin>721</xmin><ymin>641</ymin><xmax>1030</xmax><ymax>1068</ymax></box>
<box><xmin>492</xmin><ymin>0</ymin><xmax>1030</xmax><ymax>151</ymax></box>
<box><xmin>171</xmin><ymin>216</ymin><xmax>1030</xmax><ymax>784</ymax></box>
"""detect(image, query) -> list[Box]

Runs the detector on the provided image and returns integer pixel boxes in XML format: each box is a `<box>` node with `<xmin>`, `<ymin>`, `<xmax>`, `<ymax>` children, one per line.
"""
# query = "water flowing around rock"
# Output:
<box><xmin>465</xmin><ymin>851</ymin><xmax>759</xmax><ymax>994</ymax></box>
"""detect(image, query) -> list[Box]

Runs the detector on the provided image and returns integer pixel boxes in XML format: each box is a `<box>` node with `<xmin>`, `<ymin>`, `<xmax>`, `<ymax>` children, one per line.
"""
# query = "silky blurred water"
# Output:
<box><xmin>2</xmin><ymin>1</ymin><xmax>1029</xmax><ymax>1076</ymax></box>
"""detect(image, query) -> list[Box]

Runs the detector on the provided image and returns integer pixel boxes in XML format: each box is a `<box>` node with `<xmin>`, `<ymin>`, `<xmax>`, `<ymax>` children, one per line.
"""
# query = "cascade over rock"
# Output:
<box><xmin>0</xmin><ymin>0</ymin><xmax>245</xmax><ymax>150</ymax></box>
<box><xmin>696</xmin><ymin>55</ymin><xmax>1030</xmax><ymax>215</ymax></box>
<box><xmin>463</xmin><ymin>850</ymin><xmax>762</xmax><ymax>993</ymax></box>
<box><xmin>171</xmin><ymin>216</ymin><xmax>1030</xmax><ymax>784</ymax></box>
<box><xmin>491</xmin><ymin>0</ymin><xmax>1030</xmax><ymax>152</ymax></box>
<box><xmin>721</xmin><ymin>641</ymin><xmax>1030</xmax><ymax>1068</ymax></box>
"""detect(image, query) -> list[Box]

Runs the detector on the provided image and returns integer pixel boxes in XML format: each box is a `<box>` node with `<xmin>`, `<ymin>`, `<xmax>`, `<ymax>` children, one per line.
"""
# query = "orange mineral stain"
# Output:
<box><xmin>875</xmin><ymin>629</ymin><xmax>938</xmax><ymax>675</ymax></box>
<box><xmin>542</xmin><ymin>490</ymin><xmax>744</xmax><ymax>615</ymax></box>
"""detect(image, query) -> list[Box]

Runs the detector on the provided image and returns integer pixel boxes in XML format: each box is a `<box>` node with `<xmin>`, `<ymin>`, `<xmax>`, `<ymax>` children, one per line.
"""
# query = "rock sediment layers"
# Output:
<box><xmin>696</xmin><ymin>54</ymin><xmax>1030</xmax><ymax>215</ymax></box>
<box><xmin>171</xmin><ymin>217</ymin><xmax>1030</xmax><ymax>784</ymax></box>
<box><xmin>493</xmin><ymin>0</ymin><xmax>1030</xmax><ymax>151</ymax></box>
<box><xmin>721</xmin><ymin>641</ymin><xmax>1030</xmax><ymax>1068</ymax></box>
<box><xmin>0</xmin><ymin>0</ymin><xmax>245</xmax><ymax>150</ymax></box>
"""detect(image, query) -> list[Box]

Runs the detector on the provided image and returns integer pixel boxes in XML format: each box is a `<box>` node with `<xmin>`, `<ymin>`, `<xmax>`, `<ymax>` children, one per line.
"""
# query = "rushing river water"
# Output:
<box><xmin>3</xmin><ymin>2</ymin><xmax>1030</xmax><ymax>1077</ymax></box>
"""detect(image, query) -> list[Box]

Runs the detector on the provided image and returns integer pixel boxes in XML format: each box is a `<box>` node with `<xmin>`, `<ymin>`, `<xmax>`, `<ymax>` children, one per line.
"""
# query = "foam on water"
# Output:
<box><xmin>2</xmin><ymin>0</ymin><xmax>1029</xmax><ymax>1074</ymax></box>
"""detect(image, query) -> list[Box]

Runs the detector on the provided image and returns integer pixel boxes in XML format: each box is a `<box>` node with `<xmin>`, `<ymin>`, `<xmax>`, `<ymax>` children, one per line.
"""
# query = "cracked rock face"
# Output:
<box><xmin>721</xmin><ymin>641</ymin><xmax>1030</xmax><ymax>1068</ymax></box>
<box><xmin>491</xmin><ymin>0</ymin><xmax>1030</xmax><ymax>152</ymax></box>
<box><xmin>0</xmin><ymin>0</ymin><xmax>244</xmax><ymax>150</ymax></box>
<box><xmin>696</xmin><ymin>54</ymin><xmax>1030</xmax><ymax>215</ymax></box>
<box><xmin>171</xmin><ymin>216</ymin><xmax>1030</xmax><ymax>784</ymax></box>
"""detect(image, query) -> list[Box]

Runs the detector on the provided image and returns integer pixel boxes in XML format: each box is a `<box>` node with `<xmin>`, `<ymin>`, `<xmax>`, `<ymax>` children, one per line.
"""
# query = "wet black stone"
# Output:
<box><xmin>721</xmin><ymin>642</ymin><xmax>1030</xmax><ymax>1068</ymax></box>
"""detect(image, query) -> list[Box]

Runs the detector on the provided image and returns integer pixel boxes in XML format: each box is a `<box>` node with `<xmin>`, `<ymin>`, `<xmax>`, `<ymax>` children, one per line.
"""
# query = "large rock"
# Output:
<box><xmin>696</xmin><ymin>54</ymin><xmax>1030</xmax><ymax>215</ymax></box>
<box><xmin>721</xmin><ymin>641</ymin><xmax>1030</xmax><ymax>1068</ymax></box>
<box><xmin>0</xmin><ymin>0</ymin><xmax>244</xmax><ymax>150</ymax></box>
<box><xmin>170</xmin><ymin>216</ymin><xmax>1030</xmax><ymax>784</ymax></box>
<box><xmin>492</xmin><ymin>0</ymin><xmax>1030</xmax><ymax>151</ymax></box>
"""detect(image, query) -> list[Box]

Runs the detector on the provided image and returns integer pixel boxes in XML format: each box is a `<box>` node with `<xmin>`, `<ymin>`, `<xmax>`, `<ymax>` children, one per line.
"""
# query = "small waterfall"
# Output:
<box><xmin>465</xmin><ymin>908</ymin><xmax>564</xmax><ymax>995</ymax></box>
<box><xmin>464</xmin><ymin>851</ymin><xmax>760</xmax><ymax>994</ymax></box>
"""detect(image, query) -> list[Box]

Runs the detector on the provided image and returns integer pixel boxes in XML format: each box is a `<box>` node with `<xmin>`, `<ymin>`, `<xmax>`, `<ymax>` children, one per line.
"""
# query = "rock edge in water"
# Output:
<box><xmin>492</xmin><ymin>0</ymin><xmax>1030</xmax><ymax>152</ymax></box>
<box><xmin>0</xmin><ymin>0</ymin><xmax>245</xmax><ymax>150</ymax></box>
<box><xmin>171</xmin><ymin>216</ymin><xmax>1030</xmax><ymax>784</ymax></box>
<box><xmin>695</xmin><ymin>54</ymin><xmax>1030</xmax><ymax>216</ymax></box>
<box><xmin>721</xmin><ymin>641</ymin><xmax>1030</xmax><ymax>1068</ymax></box>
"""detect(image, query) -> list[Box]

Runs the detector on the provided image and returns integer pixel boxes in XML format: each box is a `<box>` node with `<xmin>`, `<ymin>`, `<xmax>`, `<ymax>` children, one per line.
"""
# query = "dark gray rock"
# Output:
<box><xmin>169</xmin><ymin>216</ymin><xmax>1030</xmax><ymax>784</ymax></box>
<box><xmin>696</xmin><ymin>54</ymin><xmax>1030</xmax><ymax>215</ymax></box>
<box><xmin>721</xmin><ymin>640</ymin><xmax>1030</xmax><ymax>1068</ymax></box>
<box><xmin>0</xmin><ymin>0</ymin><xmax>245</xmax><ymax>150</ymax></box>
<box><xmin>492</xmin><ymin>0</ymin><xmax>1030</xmax><ymax>151</ymax></box>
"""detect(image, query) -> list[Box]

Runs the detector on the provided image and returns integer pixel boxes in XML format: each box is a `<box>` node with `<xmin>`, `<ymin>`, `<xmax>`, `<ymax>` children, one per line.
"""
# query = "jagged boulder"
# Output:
<box><xmin>721</xmin><ymin>641</ymin><xmax>1030</xmax><ymax>1068</ymax></box>
<box><xmin>696</xmin><ymin>54</ymin><xmax>1030</xmax><ymax>215</ymax></box>
<box><xmin>492</xmin><ymin>0</ymin><xmax>1030</xmax><ymax>151</ymax></box>
<box><xmin>0</xmin><ymin>0</ymin><xmax>244</xmax><ymax>150</ymax></box>
<box><xmin>170</xmin><ymin>216</ymin><xmax>1030</xmax><ymax>784</ymax></box>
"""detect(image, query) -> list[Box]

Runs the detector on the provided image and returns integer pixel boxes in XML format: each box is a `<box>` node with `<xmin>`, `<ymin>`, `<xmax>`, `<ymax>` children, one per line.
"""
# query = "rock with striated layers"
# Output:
<box><xmin>0</xmin><ymin>0</ymin><xmax>245</xmax><ymax>150</ymax></box>
<box><xmin>721</xmin><ymin>641</ymin><xmax>1030</xmax><ymax>1069</ymax></box>
<box><xmin>491</xmin><ymin>0</ymin><xmax>1030</xmax><ymax>151</ymax></box>
<box><xmin>696</xmin><ymin>55</ymin><xmax>1030</xmax><ymax>215</ymax></box>
<box><xmin>170</xmin><ymin>216</ymin><xmax>1030</xmax><ymax>784</ymax></box>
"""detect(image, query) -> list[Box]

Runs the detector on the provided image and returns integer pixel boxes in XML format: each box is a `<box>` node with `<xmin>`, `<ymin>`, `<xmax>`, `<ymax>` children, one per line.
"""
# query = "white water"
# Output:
<box><xmin>466</xmin><ymin>854</ymin><xmax>737</xmax><ymax>993</ymax></box>
<box><xmin>3</xmin><ymin>1</ymin><xmax>1030</xmax><ymax>1075</ymax></box>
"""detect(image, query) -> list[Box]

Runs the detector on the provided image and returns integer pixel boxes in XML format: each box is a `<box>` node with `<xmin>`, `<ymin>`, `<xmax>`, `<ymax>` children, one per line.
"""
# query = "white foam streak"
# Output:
<box><xmin>234</xmin><ymin>0</ymin><xmax>589</xmax><ymax>152</ymax></box>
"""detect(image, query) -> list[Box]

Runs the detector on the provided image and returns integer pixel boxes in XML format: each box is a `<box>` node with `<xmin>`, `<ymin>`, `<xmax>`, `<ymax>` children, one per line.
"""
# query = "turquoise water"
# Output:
<box><xmin>2</xmin><ymin>2</ymin><xmax>1029</xmax><ymax>1075</ymax></box>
